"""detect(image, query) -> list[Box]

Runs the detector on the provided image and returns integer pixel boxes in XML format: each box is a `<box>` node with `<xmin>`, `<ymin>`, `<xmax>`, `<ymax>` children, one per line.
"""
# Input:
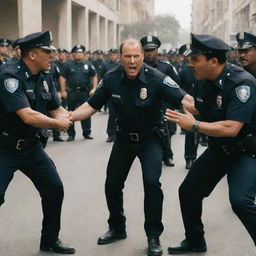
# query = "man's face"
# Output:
<box><xmin>33</xmin><ymin>48</ymin><xmax>53</xmax><ymax>71</ymax></box>
<box><xmin>58</xmin><ymin>52</ymin><xmax>67</xmax><ymax>62</ymax></box>
<box><xmin>144</xmin><ymin>48</ymin><xmax>157</xmax><ymax>64</ymax></box>
<box><xmin>238</xmin><ymin>47</ymin><xmax>256</xmax><ymax>69</ymax></box>
<box><xmin>0</xmin><ymin>45</ymin><xmax>9</xmax><ymax>57</ymax></box>
<box><xmin>73</xmin><ymin>52</ymin><xmax>84</xmax><ymax>62</ymax></box>
<box><xmin>188</xmin><ymin>55</ymin><xmax>214</xmax><ymax>80</ymax></box>
<box><xmin>121</xmin><ymin>43</ymin><xmax>144</xmax><ymax>80</ymax></box>
<box><xmin>109</xmin><ymin>53</ymin><xmax>119</xmax><ymax>62</ymax></box>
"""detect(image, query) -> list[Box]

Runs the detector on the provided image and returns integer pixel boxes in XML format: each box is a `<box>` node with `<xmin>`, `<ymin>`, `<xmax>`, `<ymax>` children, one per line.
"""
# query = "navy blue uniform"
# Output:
<box><xmin>180</xmin><ymin>63</ymin><xmax>256</xmax><ymax>246</ymax></box>
<box><xmin>62</xmin><ymin>60</ymin><xmax>96</xmax><ymax>138</ymax></box>
<box><xmin>88</xmin><ymin>63</ymin><xmax>185</xmax><ymax>237</ymax></box>
<box><xmin>0</xmin><ymin>59</ymin><xmax>64</xmax><ymax>245</ymax></box>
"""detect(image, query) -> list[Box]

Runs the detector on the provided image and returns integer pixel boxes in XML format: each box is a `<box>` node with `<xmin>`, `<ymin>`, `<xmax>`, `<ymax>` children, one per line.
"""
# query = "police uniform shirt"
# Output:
<box><xmin>194</xmin><ymin>63</ymin><xmax>256</xmax><ymax>142</ymax></box>
<box><xmin>61</xmin><ymin>60</ymin><xmax>97</xmax><ymax>88</ymax></box>
<box><xmin>88</xmin><ymin>63</ymin><xmax>186</xmax><ymax>131</ymax></box>
<box><xmin>102</xmin><ymin>59</ymin><xmax>120</xmax><ymax>76</ymax></box>
<box><xmin>50</xmin><ymin>61</ymin><xmax>61</xmax><ymax>92</ymax></box>
<box><xmin>0</xmin><ymin>60</ymin><xmax>60</xmax><ymax>139</ymax></box>
<box><xmin>150</xmin><ymin>59</ymin><xmax>180</xmax><ymax>84</ymax></box>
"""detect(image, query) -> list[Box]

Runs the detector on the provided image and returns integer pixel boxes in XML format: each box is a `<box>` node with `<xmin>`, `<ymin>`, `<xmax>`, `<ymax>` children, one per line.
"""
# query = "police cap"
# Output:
<box><xmin>71</xmin><ymin>44</ymin><xmax>86</xmax><ymax>53</ymax></box>
<box><xmin>184</xmin><ymin>33</ymin><xmax>232</xmax><ymax>57</ymax></box>
<box><xmin>140</xmin><ymin>35</ymin><xmax>161</xmax><ymax>50</ymax></box>
<box><xmin>16</xmin><ymin>30</ymin><xmax>55</xmax><ymax>51</ymax></box>
<box><xmin>179</xmin><ymin>44</ymin><xmax>190</xmax><ymax>55</ymax></box>
<box><xmin>0</xmin><ymin>38</ymin><xmax>11</xmax><ymax>46</ymax></box>
<box><xmin>108</xmin><ymin>48</ymin><xmax>119</xmax><ymax>54</ymax></box>
<box><xmin>58</xmin><ymin>48</ymin><xmax>68</xmax><ymax>53</ymax></box>
<box><xmin>235</xmin><ymin>32</ymin><xmax>256</xmax><ymax>50</ymax></box>
<box><xmin>94</xmin><ymin>49</ymin><xmax>103</xmax><ymax>54</ymax></box>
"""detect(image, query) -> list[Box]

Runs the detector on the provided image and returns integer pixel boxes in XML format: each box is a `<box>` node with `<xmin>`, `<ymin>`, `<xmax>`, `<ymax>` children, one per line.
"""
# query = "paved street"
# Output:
<box><xmin>0</xmin><ymin>112</ymin><xmax>255</xmax><ymax>256</ymax></box>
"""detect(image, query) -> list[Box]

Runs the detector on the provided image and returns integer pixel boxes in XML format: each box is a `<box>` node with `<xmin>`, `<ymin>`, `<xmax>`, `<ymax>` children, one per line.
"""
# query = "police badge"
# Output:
<box><xmin>235</xmin><ymin>85</ymin><xmax>250</xmax><ymax>102</ymax></box>
<box><xmin>43</xmin><ymin>80</ymin><xmax>49</xmax><ymax>93</ymax></box>
<box><xmin>84</xmin><ymin>64</ymin><xmax>88</xmax><ymax>70</ymax></box>
<box><xmin>4</xmin><ymin>78</ymin><xmax>19</xmax><ymax>93</ymax></box>
<box><xmin>216</xmin><ymin>95</ymin><xmax>222</xmax><ymax>107</ymax></box>
<box><xmin>140</xmin><ymin>88</ymin><xmax>147</xmax><ymax>99</ymax></box>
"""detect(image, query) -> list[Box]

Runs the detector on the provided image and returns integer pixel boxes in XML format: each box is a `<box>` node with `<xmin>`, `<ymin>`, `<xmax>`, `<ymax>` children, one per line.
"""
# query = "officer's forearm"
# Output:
<box><xmin>197</xmin><ymin>120</ymin><xmax>244</xmax><ymax>137</ymax></box>
<box><xmin>92</xmin><ymin>75</ymin><xmax>98</xmax><ymax>90</ymax></box>
<box><xmin>71</xmin><ymin>102</ymin><xmax>97</xmax><ymax>121</ymax></box>
<box><xmin>59</xmin><ymin>76</ymin><xmax>66</xmax><ymax>93</ymax></box>
<box><xmin>16</xmin><ymin>107</ymin><xmax>66</xmax><ymax>129</ymax></box>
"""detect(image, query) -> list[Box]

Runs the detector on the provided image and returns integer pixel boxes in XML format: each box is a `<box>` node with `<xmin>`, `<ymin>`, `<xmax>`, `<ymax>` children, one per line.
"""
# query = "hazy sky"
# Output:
<box><xmin>155</xmin><ymin>0</ymin><xmax>192</xmax><ymax>30</ymax></box>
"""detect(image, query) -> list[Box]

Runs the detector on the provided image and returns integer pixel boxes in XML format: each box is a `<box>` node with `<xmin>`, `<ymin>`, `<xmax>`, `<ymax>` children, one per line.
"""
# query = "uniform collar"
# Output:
<box><xmin>212</xmin><ymin>63</ymin><xmax>228</xmax><ymax>89</ymax></box>
<box><xmin>18</xmin><ymin>59</ymin><xmax>33</xmax><ymax>80</ymax></box>
<box><xmin>120</xmin><ymin>64</ymin><xmax>146</xmax><ymax>84</ymax></box>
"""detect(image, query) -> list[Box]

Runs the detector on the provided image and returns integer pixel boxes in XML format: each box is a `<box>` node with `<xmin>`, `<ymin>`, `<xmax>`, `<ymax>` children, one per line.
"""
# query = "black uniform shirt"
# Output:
<box><xmin>88</xmin><ymin>63</ymin><xmax>186</xmax><ymax>131</ymax></box>
<box><xmin>194</xmin><ymin>63</ymin><xmax>256</xmax><ymax>143</ymax></box>
<box><xmin>50</xmin><ymin>61</ymin><xmax>61</xmax><ymax>91</ymax></box>
<box><xmin>0</xmin><ymin>60</ymin><xmax>60</xmax><ymax>138</ymax></box>
<box><xmin>102</xmin><ymin>59</ymin><xmax>120</xmax><ymax>76</ymax></box>
<box><xmin>61</xmin><ymin>60</ymin><xmax>97</xmax><ymax>88</ymax></box>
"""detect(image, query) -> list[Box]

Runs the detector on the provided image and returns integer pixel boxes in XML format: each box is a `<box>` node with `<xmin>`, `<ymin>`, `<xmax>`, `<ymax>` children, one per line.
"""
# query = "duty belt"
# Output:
<box><xmin>115</xmin><ymin>126</ymin><xmax>157</xmax><ymax>142</ymax></box>
<box><xmin>0</xmin><ymin>133</ymin><xmax>40</xmax><ymax>152</ymax></box>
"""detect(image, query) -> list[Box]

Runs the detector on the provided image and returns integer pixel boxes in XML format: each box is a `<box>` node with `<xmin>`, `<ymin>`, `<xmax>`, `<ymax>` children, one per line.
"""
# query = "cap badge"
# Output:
<box><xmin>43</xmin><ymin>80</ymin><xmax>49</xmax><ymax>93</ymax></box>
<box><xmin>216</xmin><ymin>95</ymin><xmax>222</xmax><ymax>107</ymax></box>
<box><xmin>4</xmin><ymin>78</ymin><xmax>19</xmax><ymax>93</ymax></box>
<box><xmin>147</xmin><ymin>35</ymin><xmax>153</xmax><ymax>43</ymax></box>
<box><xmin>239</xmin><ymin>32</ymin><xmax>244</xmax><ymax>40</ymax></box>
<box><xmin>140</xmin><ymin>88</ymin><xmax>147</xmax><ymax>99</ymax></box>
<box><xmin>235</xmin><ymin>85</ymin><xmax>250</xmax><ymax>102</ymax></box>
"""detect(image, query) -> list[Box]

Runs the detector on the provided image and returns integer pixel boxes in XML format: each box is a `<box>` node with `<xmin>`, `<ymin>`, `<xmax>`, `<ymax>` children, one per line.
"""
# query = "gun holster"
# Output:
<box><xmin>237</xmin><ymin>134</ymin><xmax>256</xmax><ymax>158</ymax></box>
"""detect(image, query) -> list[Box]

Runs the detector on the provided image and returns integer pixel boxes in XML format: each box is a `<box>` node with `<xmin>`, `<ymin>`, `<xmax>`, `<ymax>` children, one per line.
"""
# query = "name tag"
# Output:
<box><xmin>112</xmin><ymin>94</ymin><xmax>121</xmax><ymax>99</ymax></box>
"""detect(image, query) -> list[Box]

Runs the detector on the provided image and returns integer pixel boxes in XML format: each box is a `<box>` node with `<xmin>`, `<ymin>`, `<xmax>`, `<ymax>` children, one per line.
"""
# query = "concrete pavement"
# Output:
<box><xmin>0</xmin><ymin>112</ymin><xmax>255</xmax><ymax>256</ymax></box>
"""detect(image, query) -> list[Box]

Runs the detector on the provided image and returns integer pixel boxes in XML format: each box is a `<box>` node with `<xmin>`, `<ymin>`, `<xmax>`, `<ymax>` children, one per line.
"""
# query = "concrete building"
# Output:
<box><xmin>0</xmin><ymin>0</ymin><xmax>154</xmax><ymax>51</ymax></box>
<box><xmin>191</xmin><ymin>0</ymin><xmax>256</xmax><ymax>45</ymax></box>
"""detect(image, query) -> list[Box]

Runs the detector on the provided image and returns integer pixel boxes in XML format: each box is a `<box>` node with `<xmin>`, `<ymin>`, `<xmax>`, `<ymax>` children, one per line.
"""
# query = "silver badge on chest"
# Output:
<box><xmin>140</xmin><ymin>88</ymin><xmax>147</xmax><ymax>99</ymax></box>
<box><xmin>43</xmin><ymin>80</ymin><xmax>49</xmax><ymax>93</ymax></box>
<box><xmin>216</xmin><ymin>95</ymin><xmax>222</xmax><ymax>107</ymax></box>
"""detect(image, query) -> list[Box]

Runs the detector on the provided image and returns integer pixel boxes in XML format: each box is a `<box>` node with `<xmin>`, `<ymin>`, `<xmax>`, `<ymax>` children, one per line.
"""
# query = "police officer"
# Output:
<box><xmin>236</xmin><ymin>32</ymin><xmax>256</xmax><ymax>77</ymax></box>
<box><xmin>166</xmin><ymin>33</ymin><xmax>256</xmax><ymax>254</ymax></box>
<box><xmin>140</xmin><ymin>35</ymin><xmax>180</xmax><ymax>167</ymax></box>
<box><xmin>60</xmin><ymin>44</ymin><xmax>97</xmax><ymax>141</ymax></box>
<box><xmin>92</xmin><ymin>49</ymin><xmax>105</xmax><ymax>80</ymax></box>
<box><xmin>70</xmin><ymin>39</ymin><xmax>193</xmax><ymax>256</ymax></box>
<box><xmin>0</xmin><ymin>38</ymin><xmax>10</xmax><ymax>71</ymax></box>
<box><xmin>0</xmin><ymin>30</ymin><xmax>75</xmax><ymax>254</ymax></box>
<box><xmin>102</xmin><ymin>48</ymin><xmax>120</xmax><ymax>142</ymax></box>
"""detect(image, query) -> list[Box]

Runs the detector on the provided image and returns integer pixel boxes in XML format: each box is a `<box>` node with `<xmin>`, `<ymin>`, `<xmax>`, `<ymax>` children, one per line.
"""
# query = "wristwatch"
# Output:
<box><xmin>191</xmin><ymin>120</ymin><xmax>200</xmax><ymax>132</ymax></box>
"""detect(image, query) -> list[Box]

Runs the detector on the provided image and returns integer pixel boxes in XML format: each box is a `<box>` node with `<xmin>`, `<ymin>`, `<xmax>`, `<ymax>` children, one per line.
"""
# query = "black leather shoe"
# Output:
<box><xmin>84</xmin><ymin>135</ymin><xmax>94</xmax><ymax>139</ymax></box>
<box><xmin>168</xmin><ymin>239</ymin><xmax>207</xmax><ymax>255</ymax></box>
<box><xmin>53</xmin><ymin>136</ymin><xmax>65</xmax><ymax>142</ymax></box>
<box><xmin>147</xmin><ymin>237</ymin><xmax>163</xmax><ymax>256</ymax></box>
<box><xmin>106</xmin><ymin>136</ymin><xmax>115</xmax><ymax>142</ymax></box>
<box><xmin>66</xmin><ymin>136</ymin><xmax>75</xmax><ymax>142</ymax></box>
<box><xmin>185</xmin><ymin>159</ymin><xmax>194</xmax><ymax>169</ymax></box>
<box><xmin>40</xmin><ymin>239</ymin><xmax>75</xmax><ymax>254</ymax></box>
<box><xmin>97</xmin><ymin>229</ymin><xmax>127</xmax><ymax>245</ymax></box>
<box><xmin>163</xmin><ymin>157</ymin><xmax>175</xmax><ymax>167</ymax></box>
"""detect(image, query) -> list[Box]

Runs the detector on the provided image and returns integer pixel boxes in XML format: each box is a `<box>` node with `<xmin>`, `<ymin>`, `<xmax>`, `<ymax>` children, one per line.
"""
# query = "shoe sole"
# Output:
<box><xmin>148</xmin><ymin>251</ymin><xmax>163</xmax><ymax>256</ymax></box>
<box><xmin>40</xmin><ymin>248</ymin><xmax>75</xmax><ymax>254</ymax></box>
<box><xmin>168</xmin><ymin>249</ymin><xmax>207</xmax><ymax>255</ymax></box>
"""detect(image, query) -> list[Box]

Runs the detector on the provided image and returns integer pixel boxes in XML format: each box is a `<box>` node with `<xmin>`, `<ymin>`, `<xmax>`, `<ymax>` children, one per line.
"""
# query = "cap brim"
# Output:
<box><xmin>235</xmin><ymin>43</ymin><xmax>255</xmax><ymax>50</ymax></box>
<box><xmin>41</xmin><ymin>45</ymin><xmax>56</xmax><ymax>51</ymax></box>
<box><xmin>143</xmin><ymin>44</ymin><xmax>158</xmax><ymax>50</ymax></box>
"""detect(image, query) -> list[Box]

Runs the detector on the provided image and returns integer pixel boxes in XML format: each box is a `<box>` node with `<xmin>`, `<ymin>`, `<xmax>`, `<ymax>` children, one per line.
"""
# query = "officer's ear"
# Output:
<box><xmin>27</xmin><ymin>49</ymin><xmax>37</xmax><ymax>61</ymax></box>
<box><xmin>210</xmin><ymin>57</ymin><xmax>218</xmax><ymax>66</ymax></box>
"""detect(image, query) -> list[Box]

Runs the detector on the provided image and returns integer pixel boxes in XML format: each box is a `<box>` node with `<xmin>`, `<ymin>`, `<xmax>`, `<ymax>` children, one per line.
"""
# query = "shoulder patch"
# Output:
<box><xmin>163</xmin><ymin>76</ymin><xmax>179</xmax><ymax>88</ymax></box>
<box><xmin>4</xmin><ymin>78</ymin><xmax>19</xmax><ymax>93</ymax></box>
<box><xmin>235</xmin><ymin>85</ymin><xmax>250</xmax><ymax>102</ymax></box>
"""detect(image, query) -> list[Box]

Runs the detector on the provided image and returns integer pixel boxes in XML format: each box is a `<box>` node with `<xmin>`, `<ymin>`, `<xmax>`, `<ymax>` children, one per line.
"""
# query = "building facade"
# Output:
<box><xmin>191</xmin><ymin>0</ymin><xmax>256</xmax><ymax>45</ymax></box>
<box><xmin>0</xmin><ymin>0</ymin><xmax>154</xmax><ymax>51</ymax></box>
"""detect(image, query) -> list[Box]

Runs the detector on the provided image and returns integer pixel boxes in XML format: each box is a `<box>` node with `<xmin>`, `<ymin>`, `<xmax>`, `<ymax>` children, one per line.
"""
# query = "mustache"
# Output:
<box><xmin>239</xmin><ymin>57</ymin><xmax>247</xmax><ymax>61</ymax></box>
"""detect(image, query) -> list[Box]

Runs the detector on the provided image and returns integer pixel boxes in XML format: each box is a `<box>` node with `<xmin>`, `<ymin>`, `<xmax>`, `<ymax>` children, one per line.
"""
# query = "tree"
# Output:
<box><xmin>121</xmin><ymin>13</ymin><xmax>180</xmax><ymax>47</ymax></box>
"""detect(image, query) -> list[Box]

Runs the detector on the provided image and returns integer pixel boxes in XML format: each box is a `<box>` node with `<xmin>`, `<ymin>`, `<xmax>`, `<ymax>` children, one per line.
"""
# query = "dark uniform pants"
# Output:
<box><xmin>0</xmin><ymin>142</ymin><xmax>64</xmax><ymax>244</ymax></box>
<box><xmin>179</xmin><ymin>146</ymin><xmax>256</xmax><ymax>246</ymax></box>
<box><xmin>67</xmin><ymin>91</ymin><xmax>91</xmax><ymax>137</ymax></box>
<box><xmin>105</xmin><ymin>135</ymin><xmax>164</xmax><ymax>238</ymax></box>
<box><xmin>184</xmin><ymin>130</ymin><xmax>199</xmax><ymax>161</ymax></box>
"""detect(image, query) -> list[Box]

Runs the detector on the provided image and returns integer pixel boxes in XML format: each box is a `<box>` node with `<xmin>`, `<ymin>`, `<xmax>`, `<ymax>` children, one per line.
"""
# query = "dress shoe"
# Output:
<box><xmin>84</xmin><ymin>135</ymin><xmax>94</xmax><ymax>139</ymax></box>
<box><xmin>97</xmin><ymin>229</ymin><xmax>127</xmax><ymax>245</ymax></box>
<box><xmin>66</xmin><ymin>136</ymin><xmax>75</xmax><ymax>142</ymax></box>
<box><xmin>53</xmin><ymin>136</ymin><xmax>65</xmax><ymax>142</ymax></box>
<box><xmin>163</xmin><ymin>157</ymin><xmax>175</xmax><ymax>167</ymax></box>
<box><xmin>40</xmin><ymin>239</ymin><xmax>75</xmax><ymax>254</ymax></box>
<box><xmin>147</xmin><ymin>237</ymin><xmax>163</xmax><ymax>256</ymax></box>
<box><xmin>168</xmin><ymin>239</ymin><xmax>207</xmax><ymax>255</ymax></box>
<box><xmin>185</xmin><ymin>159</ymin><xmax>194</xmax><ymax>169</ymax></box>
<box><xmin>106</xmin><ymin>136</ymin><xmax>115</xmax><ymax>142</ymax></box>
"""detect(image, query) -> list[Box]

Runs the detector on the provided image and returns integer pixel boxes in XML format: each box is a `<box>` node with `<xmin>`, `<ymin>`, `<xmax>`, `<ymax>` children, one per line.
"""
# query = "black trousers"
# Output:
<box><xmin>67</xmin><ymin>91</ymin><xmax>91</xmax><ymax>137</ymax></box>
<box><xmin>179</xmin><ymin>146</ymin><xmax>256</xmax><ymax>246</ymax></box>
<box><xmin>184</xmin><ymin>130</ymin><xmax>199</xmax><ymax>161</ymax></box>
<box><xmin>105</xmin><ymin>135</ymin><xmax>164</xmax><ymax>238</ymax></box>
<box><xmin>0</xmin><ymin>142</ymin><xmax>64</xmax><ymax>244</ymax></box>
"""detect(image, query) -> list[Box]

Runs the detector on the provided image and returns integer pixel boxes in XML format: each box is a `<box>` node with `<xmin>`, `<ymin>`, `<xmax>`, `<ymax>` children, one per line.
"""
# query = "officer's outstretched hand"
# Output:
<box><xmin>165</xmin><ymin>108</ymin><xmax>195</xmax><ymax>131</ymax></box>
<box><xmin>55</xmin><ymin>114</ymin><xmax>73</xmax><ymax>131</ymax></box>
<box><xmin>181</xmin><ymin>94</ymin><xmax>199</xmax><ymax>115</ymax></box>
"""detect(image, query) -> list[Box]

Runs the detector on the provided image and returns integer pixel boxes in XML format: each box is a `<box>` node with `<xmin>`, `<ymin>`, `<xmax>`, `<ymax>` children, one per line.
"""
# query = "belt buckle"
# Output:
<box><xmin>221</xmin><ymin>145</ymin><xmax>230</xmax><ymax>155</ymax></box>
<box><xmin>130</xmin><ymin>133</ymin><xmax>139</xmax><ymax>142</ymax></box>
<box><xmin>16</xmin><ymin>139</ymin><xmax>25</xmax><ymax>150</ymax></box>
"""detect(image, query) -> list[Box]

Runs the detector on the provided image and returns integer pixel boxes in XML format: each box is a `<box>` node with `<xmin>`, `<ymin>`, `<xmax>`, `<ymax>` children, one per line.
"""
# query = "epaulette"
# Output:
<box><xmin>226</xmin><ymin>64</ymin><xmax>251</xmax><ymax>83</ymax></box>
